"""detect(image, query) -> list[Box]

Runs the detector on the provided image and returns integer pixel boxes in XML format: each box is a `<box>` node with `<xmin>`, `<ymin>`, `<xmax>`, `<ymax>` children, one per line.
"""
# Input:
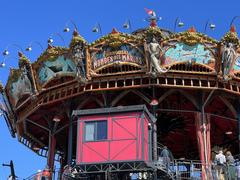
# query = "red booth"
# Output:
<box><xmin>73</xmin><ymin>105</ymin><xmax>156</xmax><ymax>167</ymax></box>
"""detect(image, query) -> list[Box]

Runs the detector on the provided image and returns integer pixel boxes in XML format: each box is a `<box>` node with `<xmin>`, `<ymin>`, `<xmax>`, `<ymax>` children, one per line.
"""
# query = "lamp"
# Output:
<box><xmin>92</xmin><ymin>23</ymin><xmax>102</xmax><ymax>36</ymax></box>
<box><xmin>32</xmin><ymin>144</ymin><xmax>41</xmax><ymax>151</ymax></box>
<box><xmin>0</xmin><ymin>62</ymin><xmax>6</xmax><ymax>68</ymax></box>
<box><xmin>123</xmin><ymin>19</ymin><xmax>132</xmax><ymax>32</ymax></box>
<box><xmin>2</xmin><ymin>50</ymin><xmax>9</xmax><ymax>56</ymax></box>
<box><xmin>25</xmin><ymin>41</ymin><xmax>44</xmax><ymax>52</ymax></box>
<box><xmin>225</xmin><ymin>131</ymin><xmax>233</xmax><ymax>135</ymax></box>
<box><xmin>150</xmin><ymin>98</ymin><xmax>159</xmax><ymax>106</ymax></box>
<box><xmin>53</xmin><ymin>115</ymin><xmax>61</xmax><ymax>122</ymax></box>
<box><xmin>52</xmin><ymin>115</ymin><xmax>61</xmax><ymax>133</ymax></box>
<box><xmin>174</xmin><ymin>17</ymin><xmax>184</xmax><ymax>32</ymax></box>
<box><xmin>47</xmin><ymin>33</ymin><xmax>66</xmax><ymax>46</ymax></box>
<box><xmin>63</xmin><ymin>20</ymin><xmax>78</xmax><ymax>33</ymax></box>
<box><xmin>204</xmin><ymin>19</ymin><xmax>216</xmax><ymax>33</ymax></box>
<box><xmin>2</xmin><ymin>44</ymin><xmax>23</xmax><ymax>56</ymax></box>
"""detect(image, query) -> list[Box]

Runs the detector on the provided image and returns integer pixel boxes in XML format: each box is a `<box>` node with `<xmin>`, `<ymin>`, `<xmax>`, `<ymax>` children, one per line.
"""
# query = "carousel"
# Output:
<box><xmin>0</xmin><ymin>10</ymin><xmax>240</xmax><ymax>179</ymax></box>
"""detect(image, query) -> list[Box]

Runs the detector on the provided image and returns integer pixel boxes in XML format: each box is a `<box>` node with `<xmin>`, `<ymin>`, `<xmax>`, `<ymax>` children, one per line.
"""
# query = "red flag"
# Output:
<box><xmin>144</xmin><ymin>8</ymin><xmax>154</xmax><ymax>16</ymax></box>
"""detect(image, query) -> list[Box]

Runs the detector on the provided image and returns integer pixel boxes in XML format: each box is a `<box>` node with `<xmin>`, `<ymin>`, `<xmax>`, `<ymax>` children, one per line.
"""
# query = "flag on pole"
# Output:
<box><xmin>144</xmin><ymin>8</ymin><xmax>155</xmax><ymax>16</ymax></box>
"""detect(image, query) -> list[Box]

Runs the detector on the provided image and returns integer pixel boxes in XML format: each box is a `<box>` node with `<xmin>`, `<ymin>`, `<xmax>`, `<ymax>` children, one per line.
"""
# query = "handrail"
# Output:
<box><xmin>23</xmin><ymin>152</ymin><xmax>240</xmax><ymax>179</ymax></box>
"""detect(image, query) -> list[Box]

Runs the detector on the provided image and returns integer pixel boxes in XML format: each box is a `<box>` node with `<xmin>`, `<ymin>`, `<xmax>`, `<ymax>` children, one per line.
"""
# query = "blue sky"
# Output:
<box><xmin>0</xmin><ymin>0</ymin><xmax>240</xmax><ymax>178</ymax></box>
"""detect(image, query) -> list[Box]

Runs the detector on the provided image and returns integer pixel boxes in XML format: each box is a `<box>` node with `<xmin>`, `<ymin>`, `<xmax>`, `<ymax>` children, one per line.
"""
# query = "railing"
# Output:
<box><xmin>24</xmin><ymin>152</ymin><xmax>240</xmax><ymax>180</ymax></box>
<box><xmin>156</xmin><ymin>148</ymin><xmax>240</xmax><ymax>180</ymax></box>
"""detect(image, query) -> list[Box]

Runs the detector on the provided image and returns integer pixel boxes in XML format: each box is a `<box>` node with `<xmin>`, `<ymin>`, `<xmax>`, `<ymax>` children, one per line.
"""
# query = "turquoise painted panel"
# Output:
<box><xmin>38</xmin><ymin>56</ymin><xmax>76</xmax><ymax>84</ymax></box>
<box><xmin>164</xmin><ymin>43</ymin><xmax>214</xmax><ymax>68</ymax></box>
<box><xmin>234</xmin><ymin>56</ymin><xmax>240</xmax><ymax>71</ymax></box>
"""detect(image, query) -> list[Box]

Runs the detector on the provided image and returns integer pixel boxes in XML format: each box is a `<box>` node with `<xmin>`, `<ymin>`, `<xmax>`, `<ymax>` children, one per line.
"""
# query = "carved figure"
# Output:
<box><xmin>73</xmin><ymin>43</ymin><xmax>86</xmax><ymax>79</ymax></box>
<box><xmin>11</xmin><ymin>66</ymin><xmax>32</xmax><ymax>106</ymax></box>
<box><xmin>148</xmin><ymin>38</ymin><xmax>167</xmax><ymax>73</ymax></box>
<box><xmin>222</xmin><ymin>42</ymin><xmax>236</xmax><ymax>79</ymax></box>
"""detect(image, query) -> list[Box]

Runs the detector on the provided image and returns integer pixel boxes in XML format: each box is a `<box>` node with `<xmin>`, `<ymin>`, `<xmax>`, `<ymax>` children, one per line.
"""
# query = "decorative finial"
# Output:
<box><xmin>111</xmin><ymin>28</ymin><xmax>119</xmax><ymax>34</ymax></box>
<box><xmin>188</xmin><ymin>26</ymin><xmax>196</xmax><ymax>33</ymax></box>
<box><xmin>18</xmin><ymin>52</ymin><xmax>30</xmax><ymax>68</ymax></box>
<box><xmin>18</xmin><ymin>51</ymin><xmax>23</xmax><ymax>57</ymax></box>
<box><xmin>230</xmin><ymin>25</ymin><xmax>236</xmax><ymax>33</ymax></box>
<box><xmin>73</xmin><ymin>29</ymin><xmax>79</xmax><ymax>37</ymax></box>
<box><xmin>47</xmin><ymin>43</ymin><xmax>53</xmax><ymax>49</ymax></box>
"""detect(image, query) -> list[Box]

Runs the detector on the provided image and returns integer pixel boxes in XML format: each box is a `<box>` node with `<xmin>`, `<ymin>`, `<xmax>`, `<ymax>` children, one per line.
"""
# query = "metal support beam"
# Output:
<box><xmin>237</xmin><ymin>99</ymin><xmax>240</xmax><ymax>153</ymax></box>
<box><xmin>67</xmin><ymin>113</ymin><xmax>73</xmax><ymax>165</ymax></box>
<box><xmin>47</xmin><ymin>133</ymin><xmax>56</xmax><ymax>172</ymax></box>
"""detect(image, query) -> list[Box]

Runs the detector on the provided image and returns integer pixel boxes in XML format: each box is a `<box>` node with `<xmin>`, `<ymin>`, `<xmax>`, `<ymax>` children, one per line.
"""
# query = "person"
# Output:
<box><xmin>236</xmin><ymin>161</ymin><xmax>240</xmax><ymax>180</ymax></box>
<box><xmin>215</xmin><ymin>150</ymin><xmax>226</xmax><ymax>180</ymax></box>
<box><xmin>225</xmin><ymin>151</ymin><xmax>236</xmax><ymax>180</ymax></box>
<box><xmin>73</xmin><ymin>42</ymin><xmax>86</xmax><ymax>80</ymax></box>
<box><xmin>160</xmin><ymin>146</ymin><xmax>171</xmax><ymax>172</ymax></box>
<box><xmin>148</xmin><ymin>37</ymin><xmax>168</xmax><ymax>74</ymax></box>
<box><xmin>130</xmin><ymin>172</ymin><xmax>138</xmax><ymax>180</ymax></box>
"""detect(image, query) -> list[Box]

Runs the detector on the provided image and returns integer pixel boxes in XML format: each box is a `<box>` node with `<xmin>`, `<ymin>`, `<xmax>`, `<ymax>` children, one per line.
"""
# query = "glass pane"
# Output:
<box><xmin>96</xmin><ymin>121</ymin><xmax>107</xmax><ymax>140</ymax></box>
<box><xmin>85</xmin><ymin>122</ymin><xmax>95</xmax><ymax>141</ymax></box>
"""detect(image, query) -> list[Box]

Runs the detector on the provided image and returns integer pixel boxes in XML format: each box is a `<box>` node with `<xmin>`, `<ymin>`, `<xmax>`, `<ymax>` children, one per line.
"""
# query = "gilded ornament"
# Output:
<box><xmin>18</xmin><ymin>52</ymin><xmax>31</xmax><ymax>68</ymax></box>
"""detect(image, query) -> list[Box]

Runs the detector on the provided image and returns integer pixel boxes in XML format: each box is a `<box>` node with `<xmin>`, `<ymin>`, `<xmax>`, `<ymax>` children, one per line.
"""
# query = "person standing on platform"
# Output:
<box><xmin>160</xmin><ymin>146</ymin><xmax>171</xmax><ymax>172</ymax></box>
<box><xmin>237</xmin><ymin>161</ymin><xmax>240</xmax><ymax>180</ymax></box>
<box><xmin>225</xmin><ymin>151</ymin><xmax>235</xmax><ymax>180</ymax></box>
<box><xmin>215</xmin><ymin>150</ymin><xmax>226</xmax><ymax>180</ymax></box>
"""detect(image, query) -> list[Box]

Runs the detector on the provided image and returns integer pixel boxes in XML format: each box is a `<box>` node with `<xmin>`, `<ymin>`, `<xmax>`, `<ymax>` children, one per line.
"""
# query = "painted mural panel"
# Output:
<box><xmin>91</xmin><ymin>44</ymin><xmax>145</xmax><ymax>72</ymax></box>
<box><xmin>164</xmin><ymin>43</ymin><xmax>215</xmax><ymax>68</ymax></box>
<box><xmin>233</xmin><ymin>56</ymin><xmax>240</xmax><ymax>71</ymax></box>
<box><xmin>38</xmin><ymin>56</ymin><xmax>76</xmax><ymax>84</ymax></box>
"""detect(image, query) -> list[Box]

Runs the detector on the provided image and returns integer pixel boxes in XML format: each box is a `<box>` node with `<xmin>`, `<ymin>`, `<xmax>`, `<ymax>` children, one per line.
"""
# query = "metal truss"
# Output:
<box><xmin>77</xmin><ymin>161</ymin><xmax>153</xmax><ymax>174</ymax></box>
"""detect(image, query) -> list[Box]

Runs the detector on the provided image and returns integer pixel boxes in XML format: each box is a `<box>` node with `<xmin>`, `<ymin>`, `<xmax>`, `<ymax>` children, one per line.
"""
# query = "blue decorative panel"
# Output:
<box><xmin>234</xmin><ymin>57</ymin><xmax>240</xmax><ymax>71</ymax></box>
<box><xmin>164</xmin><ymin>43</ymin><xmax>215</xmax><ymax>68</ymax></box>
<box><xmin>38</xmin><ymin>56</ymin><xmax>76</xmax><ymax>84</ymax></box>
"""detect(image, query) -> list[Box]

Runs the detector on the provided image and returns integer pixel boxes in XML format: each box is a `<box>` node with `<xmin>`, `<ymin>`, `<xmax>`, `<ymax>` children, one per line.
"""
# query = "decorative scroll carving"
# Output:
<box><xmin>164</xmin><ymin>27</ymin><xmax>217</xmax><ymax>46</ymax></box>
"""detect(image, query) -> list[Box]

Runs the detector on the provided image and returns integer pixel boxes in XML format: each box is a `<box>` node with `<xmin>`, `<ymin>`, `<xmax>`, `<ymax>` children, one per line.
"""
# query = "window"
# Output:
<box><xmin>85</xmin><ymin>121</ymin><xmax>107</xmax><ymax>141</ymax></box>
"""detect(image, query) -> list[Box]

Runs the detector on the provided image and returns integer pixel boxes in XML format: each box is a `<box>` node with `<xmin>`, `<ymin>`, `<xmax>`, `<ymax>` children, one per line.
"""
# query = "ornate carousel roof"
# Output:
<box><xmin>1</xmin><ymin>16</ymin><xmax>240</xmax><ymax>157</ymax></box>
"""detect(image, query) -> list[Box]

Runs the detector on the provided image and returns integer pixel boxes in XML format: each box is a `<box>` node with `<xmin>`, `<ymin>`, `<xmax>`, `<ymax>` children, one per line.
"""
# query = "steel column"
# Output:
<box><xmin>67</xmin><ymin>114</ymin><xmax>73</xmax><ymax>165</ymax></box>
<box><xmin>237</xmin><ymin>99</ymin><xmax>240</xmax><ymax>153</ymax></box>
<box><xmin>47</xmin><ymin>133</ymin><xmax>56</xmax><ymax>171</ymax></box>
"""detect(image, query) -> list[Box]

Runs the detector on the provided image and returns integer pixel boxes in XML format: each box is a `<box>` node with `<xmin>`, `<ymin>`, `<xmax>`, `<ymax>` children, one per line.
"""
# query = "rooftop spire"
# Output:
<box><xmin>18</xmin><ymin>52</ymin><xmax>30</xmax><ymax>68</ymax></box>
<box><xmin>111</xmin><ymin>28</ymin><xmax>119</xmax><ymax>34</ymax></box>
<box><xmin>230</xmin><ymin>25</ymin><xmax>236</xmax><ymax>33</ymax></box>
<box><xmin>73</xmin><ymin>29</ymin><xmax>79</xmax><ymax>37</ymax></box>
<box><xmin>188</xmin><ymin>26</ymin><xmax>196</xmax><ymax>33</ymax></box>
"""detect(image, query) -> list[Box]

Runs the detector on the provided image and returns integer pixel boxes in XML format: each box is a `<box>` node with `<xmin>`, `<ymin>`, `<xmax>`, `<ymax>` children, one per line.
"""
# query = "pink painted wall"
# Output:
<box><xmin>76</xmin><ymin>111</ymin><xmax>150</xmax><ymax>164</ymax></box>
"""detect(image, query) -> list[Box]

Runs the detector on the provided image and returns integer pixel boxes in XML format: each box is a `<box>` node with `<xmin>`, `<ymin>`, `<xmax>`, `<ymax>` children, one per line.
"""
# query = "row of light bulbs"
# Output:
<box><xmin>0</xmin><ymin>18</ymin><xmax>217</xmax><ymax>68</ymax></box>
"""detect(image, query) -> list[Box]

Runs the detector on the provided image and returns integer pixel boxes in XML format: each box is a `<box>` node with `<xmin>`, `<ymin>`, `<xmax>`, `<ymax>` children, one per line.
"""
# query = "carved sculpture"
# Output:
<box><xmin>222</xmin><ymin>42</ymin><xmax>236</xmax><ymax>80</ymax></box>
<box><xmin>72</xmin><ymin>42</ymin><xmax>86</xmax><ymax>81</ymax></box>
<box><xmin>148</xmin><ymin>37</ymin><xmax>167</xmax><ymax>73</ymax></box>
